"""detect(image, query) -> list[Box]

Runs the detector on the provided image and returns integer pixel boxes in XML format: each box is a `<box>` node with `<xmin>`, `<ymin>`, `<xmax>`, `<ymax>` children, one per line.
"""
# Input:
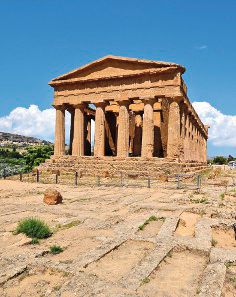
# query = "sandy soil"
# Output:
<box><xmin>212</xmin><ymin>227</ymin><xmax>236</xmax><ymax>248</ymax></box>
<box><xmin>0</xmin><ymin>169</ymin><xmax>236</xmax><ymax>296</ymax></box>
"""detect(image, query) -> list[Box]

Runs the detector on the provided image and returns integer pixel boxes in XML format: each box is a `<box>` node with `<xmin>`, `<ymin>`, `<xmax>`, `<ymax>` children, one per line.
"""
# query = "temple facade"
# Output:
<box><xmin>49</xmin><ymin>55</ymin><xmax>208</xmax><ymax>163</ymax></box>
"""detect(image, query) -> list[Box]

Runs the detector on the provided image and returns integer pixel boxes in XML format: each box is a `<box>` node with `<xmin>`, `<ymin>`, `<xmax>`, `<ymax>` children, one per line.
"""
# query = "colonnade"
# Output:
<box><xmin>53</xmin><ymin>98</ymin><xmax>207</xmax><ymax>162</ymax></box>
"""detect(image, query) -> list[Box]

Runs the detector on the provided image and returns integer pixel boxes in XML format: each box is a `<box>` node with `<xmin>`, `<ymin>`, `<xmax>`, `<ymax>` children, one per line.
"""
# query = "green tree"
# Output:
<box><xmin>23</xmin><ymin>145</ymin><xmax>53</xmax><ymax>170</ymax></box>
<box><xmin>212</xmin><ymin>156</ymin><xmax>228</xmax><ymax>165</ymax></box>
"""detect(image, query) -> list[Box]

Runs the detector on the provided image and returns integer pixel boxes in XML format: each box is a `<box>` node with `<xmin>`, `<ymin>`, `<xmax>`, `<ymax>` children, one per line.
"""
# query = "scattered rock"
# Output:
<box><xmin>43</xmin><ymin>188</ymin><xmax>62</xmax><ymax>205</ymax></box>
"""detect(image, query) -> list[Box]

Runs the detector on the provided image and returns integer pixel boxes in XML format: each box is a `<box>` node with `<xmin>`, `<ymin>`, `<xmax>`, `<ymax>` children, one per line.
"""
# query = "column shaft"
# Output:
<box><xmin>184</xmin><ymin>114</ymin><xmax>189</xmax><ymax>161</ymax></box>
<box><xmin>72</xmin><ymin>104</ymin><xmax>85</xmax><ymax>156</ymax></box>
<box><xmin>117</xmin><ymin>101</ymin><xmax>130</xmax><ymax>157</ymax></box>
<box><xmin>69</xmin><ymin>110</ymin><xmax>74</xmax><ymax>155</ymax></box>
<box><xmin>94</xmin><ymin>103</ymin><xmax>106</xmax><ymax>157</ymax></box>
<box><xmin>54</xmin><ymin>105</ymin><xmax>65</xmax><ymax>156</ymax></box>
<box><xmin>133</xmin><ymin>114</ymin><xmax>142</xmax><ymax>156</ymax></box>
<box><xmin>84</xmin><ymin>116</ymin><xmax>91</xmax><ymax>156</ymax></box>
<box><xmin>167</xmin><ymin>101</ymin><xmax>181</xmax><ymax>159</ymax></box>
<box><xmin>141</xmin><ymin>99</ymin><xmax>155</xmax><ymax>158</ymax></box>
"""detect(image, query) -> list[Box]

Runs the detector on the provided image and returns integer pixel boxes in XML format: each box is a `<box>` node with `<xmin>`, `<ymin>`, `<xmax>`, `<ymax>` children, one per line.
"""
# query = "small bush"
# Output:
<box><xmin>16</xmin><ymin>218</ymin><xmax>51</xmax><ymax>239</ymax></box>
<box><xmin>50</xmin><ymin>245</ymin><xmax>63</xmax><ymax>254</ymax></box>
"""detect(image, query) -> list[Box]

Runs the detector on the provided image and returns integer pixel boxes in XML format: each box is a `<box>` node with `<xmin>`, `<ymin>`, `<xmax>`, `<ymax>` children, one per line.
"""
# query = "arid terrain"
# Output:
<box><xmin>0</xmin><ymin>168</ymin><xmax>236</xmax><ymax>297</ymax></box>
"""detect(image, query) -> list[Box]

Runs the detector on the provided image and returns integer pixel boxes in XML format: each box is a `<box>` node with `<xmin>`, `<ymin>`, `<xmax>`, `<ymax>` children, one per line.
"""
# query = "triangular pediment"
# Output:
<box><xmin>50</xmin><ymin>55</ymin><xmax>185</xmax><ymax>85</ymax></box>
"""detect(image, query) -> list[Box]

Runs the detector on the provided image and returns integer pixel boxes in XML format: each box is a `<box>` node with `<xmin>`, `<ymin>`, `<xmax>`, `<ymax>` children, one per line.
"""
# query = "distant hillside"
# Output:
<box><xmin>0</xmin><ymin>131</ymin><xmax>52</xmax><ymax>147</ymax></box>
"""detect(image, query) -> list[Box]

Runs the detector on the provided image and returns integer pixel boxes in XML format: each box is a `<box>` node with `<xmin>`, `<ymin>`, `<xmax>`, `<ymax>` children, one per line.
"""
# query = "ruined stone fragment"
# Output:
<box><xmin>43</xmin><ymin>188</ymin><xmax>63</xmax><ymax>205</ymax></box>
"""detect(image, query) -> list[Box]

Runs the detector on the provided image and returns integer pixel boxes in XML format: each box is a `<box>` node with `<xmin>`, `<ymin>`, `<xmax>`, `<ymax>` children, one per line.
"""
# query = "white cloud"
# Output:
<box><xmin>195</xmin><ymin>45</ymin><xmax>208</xmax><ymax>50</ymax></box>
<box><xmin>0</xmin><ymin>105</ymin><xmax>70</xmax><ymax>142</ymax></box>
<box><xmin>193</xmin><ymin>101</ymin><xmax>236</xmax><ymax>147</ymax></box>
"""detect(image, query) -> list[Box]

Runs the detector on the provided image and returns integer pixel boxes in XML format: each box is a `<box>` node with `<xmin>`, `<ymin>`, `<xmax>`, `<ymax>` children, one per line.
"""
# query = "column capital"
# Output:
<box><xmin>94</xmin><ymin>101</ymin><xmax>107</xmax><ymax>108</ymax></box>
<box><xmin>117</xmin><ymin>99</ymin><xmax>130</xmax><ymax>106</ymax></box>
<box><xmin>72</xmin><ymin>103</ymin><xmax>86</xmax><ymax>110</ymax></box>
<box><xmin>53</xmin><ymin>104</ymin><xmax>65</xmax><ymax>111</ymax></box>
<box><xmin>142</xmin><ymin>97</ymin><xmax>156</xmax><ymax>106</ymax></box>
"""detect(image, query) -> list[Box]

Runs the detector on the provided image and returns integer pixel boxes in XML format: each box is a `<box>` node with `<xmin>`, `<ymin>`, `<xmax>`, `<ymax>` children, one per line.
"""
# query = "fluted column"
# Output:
<box><xmin>189</xmin><ymin>118</ymin><xmax>193</xmax><ymax>161</ymax></box>
<box><xmin>179</xmin><ymin>106</ymin><xmax>185</xmax><ymax>161</ymax></box>
<box><xmin>68</xmin><ymin>109</ymin><xmax>75</xmax><ymax>155</ymax></box>
<box><xmin>117</xmin><ymin>100</ymin><xmax>130</xmax><ymax>157</ymax></box>
<box><xmin>141</xmin><ymin>99</ymin><xmax>155</xmax><ymax>158</ymax></box>
<box><xmin>84</xmin><ymin>115</ymin><xmax>91</xmax><ymax>156</ymax></box>
<box><xmin>94</xmin><ymin>102</ymin><xmax>106</xmax><ymax>157</ymax></box>
<box><xmin>133</xmin><ymin>113</ymin><xmax>142</xmax><ymax>156</ymax></box>
<box><xmin>184</xmin><ymin>113</ymin><xmax>190</xmax><ymax>161</ymax></box>
<box><xmin>54</xmin><ymin>105</ymin><xmax>65</xmax><ymax>156</ymax></box>
<box><xmin>72</xmin><ymin>104</ymin><xmax>85</xmax><ymax>156</ymax></box>
<box><xmin>167</xmin><ymin>100</ymin><xmax>181</xmax><ymax>159</ymax></box>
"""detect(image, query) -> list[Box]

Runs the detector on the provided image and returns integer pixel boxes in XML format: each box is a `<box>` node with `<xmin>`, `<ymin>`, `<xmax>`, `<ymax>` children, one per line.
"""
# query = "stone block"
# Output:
<box><xmin>43</xmin><ymin>188</ymin><xmax>63</xmax><ymax>205</ymax></box>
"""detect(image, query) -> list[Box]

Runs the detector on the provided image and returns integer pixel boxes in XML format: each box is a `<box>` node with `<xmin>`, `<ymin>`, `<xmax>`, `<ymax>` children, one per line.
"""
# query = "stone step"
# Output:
<box><xmin>38</xmin><ymin>156</ymin><xmax>208</xmax><ymax>178</ymax></box>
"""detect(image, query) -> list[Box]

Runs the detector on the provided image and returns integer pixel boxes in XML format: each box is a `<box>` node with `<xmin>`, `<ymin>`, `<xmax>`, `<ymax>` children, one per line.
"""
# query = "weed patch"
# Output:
<box><xmin>50</xmin><ymin>245</ymin><xmax>63</xmax><ymax>254</ymax></box>
<box><xmin>54</xmin><ymin>220</ymin><xmax>81</xmax><ymax>232</ymax></box>
<box><xmin>15</xmin><ymin>218</ymin><xmax>52</xmax><ymax>239</ymax></box>
<box><xmin>190</xmin><ymin>198</ymin><xmax>209</xmax><ymax>204</ymax></box>
<box><xmin>138</xmin><ymin>216</ymin><xmax>165</xmax><ymax>231</ymax></box>
<box><xmin>141</xmin><ymin>277</ymin><xmax>150</xmax><ymax>285</ymax></box>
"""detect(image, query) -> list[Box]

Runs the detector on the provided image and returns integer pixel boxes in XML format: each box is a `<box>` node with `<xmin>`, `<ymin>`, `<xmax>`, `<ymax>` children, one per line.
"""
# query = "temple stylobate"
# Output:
<box><xmin>49</xmin><ymin>55</ymin><xmax>208</xmax><ymax>164</ymax></box>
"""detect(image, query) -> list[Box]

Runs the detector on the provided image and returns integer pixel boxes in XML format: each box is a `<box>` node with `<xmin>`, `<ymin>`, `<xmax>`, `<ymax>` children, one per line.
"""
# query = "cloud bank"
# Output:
<box><xmin>193</xmin><ymin>101</ymin><xmax>236</xmax><ymax>147</ymax></box>
<box><xmin>0</xmin><ymin>102</ymin><xmax>235</xmax><ymax>149</ymax></box>
<box><xmin>0</xmin><ymin>105</ymin><xmax>70</xmax><ymax>142</ymax></box>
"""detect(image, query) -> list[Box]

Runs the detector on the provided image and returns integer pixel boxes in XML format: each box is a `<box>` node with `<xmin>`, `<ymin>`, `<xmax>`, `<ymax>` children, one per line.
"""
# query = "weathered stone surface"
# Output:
<box><xmin>198</xmin><ymin>263</ymin><xmax>226</xmax><ymax>297</ymax></box>
<box><xmin>43</xmin><ymin>188</ymin><xmax>63</xmax><ymax>205</ymax></box>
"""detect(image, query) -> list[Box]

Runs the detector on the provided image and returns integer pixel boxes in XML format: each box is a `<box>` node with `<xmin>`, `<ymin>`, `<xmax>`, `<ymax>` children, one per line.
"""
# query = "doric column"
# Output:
<box><xmin>153</xmin><ymin>109</ymin><xmax>162</xmax><ymax>157</ymax></box>
<box><xmin>189</xmin><ymin>117</ymin><xmax>193</xmax><ymax>161</ymax></box>
<box><xmin>84</xmin><ymin>115</ymin><xmax>91</xmax><ymax>156</ymax></box>
<box><xmin>197</xmin><ymin>130</ymin><xmax>200</xmax><ymax>162</ymax></box>
<box><xmin>54</xmin><ymin>105</ymin><xmax>65</xmax><ymax>156</ymax></box>
<box><xmin>184</xmin><ymin>113</ymin><xmax>190</xmax><ymax>161</ymax></box>
<box><xmin>68</xmin><ymin>109</ymin><xmax>74</xmax><ymax>155</ymax></box>
<box><xmin>199</xmin><ymin>133</ymin><xmax>203</xmax><ymax>162</ymax></box>
<box><xmin>129</xmin><ymin>112</ymin><xmax>136</xmax><ymax>155</ymax></box>
<box><xmin>117</xmin><ymin>100</ymin><xmax>130</xmax><ymax>157</ymax></box>
<box><xmin>194</xmin><ymin>126</ymin><xmax>197</xmax><ymax>162</ymax></box>
<box><xmin>167</xmin><ymin>100</ymin><xmax>181</xmax><ymax>159</ymax></box>
<box><xmin>133</xmin><ymin>113</ymin><xmax>142</xmax><ymax>156</ymax></box>
<box><xmin>141</xmin><ymin>98</ymin><xmax>155</xmax><ymax>158</ymax></box>
<box><xmin>203</xmin><ymin>136</ymin><xmax>206</xmax><ymax>163</ymax></box>
<box><xmin>94</xmin><ymin>102</ymin><xmax>106</xmax><ymax>157</ymax></box>
<box><xmin>72</xmin><ymin>104</ymin><xmax>85</xmax><ymax>156</ymax></box>
<box><xmin>179</xmin><ymin>105</ymin><xmax>186</xmax><ymax>161</ymax></box>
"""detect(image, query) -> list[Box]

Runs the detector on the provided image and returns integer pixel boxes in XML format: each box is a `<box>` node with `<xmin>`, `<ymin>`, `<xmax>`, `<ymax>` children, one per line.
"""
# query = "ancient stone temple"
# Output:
<box><xmin>40</xmin><ymin>55</ymin><xmax>208</xmax><ymax>177</ymax></box>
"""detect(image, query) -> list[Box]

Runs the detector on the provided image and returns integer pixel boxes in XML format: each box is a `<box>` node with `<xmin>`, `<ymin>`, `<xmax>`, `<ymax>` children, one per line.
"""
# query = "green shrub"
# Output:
<box><xmin>50</xmin><ymin>245</ymin><xmax>63</xmax><ymax>254</ymax></box>
<box><xmin>212</xmin><ymin>156</ymin><xmax>227</xmax><ymax>165</ymax></box>
<box><xmin>16</xmin><ymin>218</ymin><xmax>51</xmax><ymax>239</ymax></box>
<box><xmin>24</xmin><ymin>145</ymin><xmax>53</xmax><ymax>170</ymax></box>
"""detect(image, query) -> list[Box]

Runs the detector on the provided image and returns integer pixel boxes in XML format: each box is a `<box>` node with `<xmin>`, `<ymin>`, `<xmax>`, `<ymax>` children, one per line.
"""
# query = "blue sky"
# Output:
<box><xmin>0</xmin><ymin>0</ymin><xmax>236</xmax><ymax>156</ymax></box>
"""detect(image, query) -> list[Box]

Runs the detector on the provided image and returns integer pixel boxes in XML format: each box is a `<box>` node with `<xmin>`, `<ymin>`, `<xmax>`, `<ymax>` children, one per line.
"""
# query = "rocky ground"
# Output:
<box><xmin>0</xmin><ymin>168</ymin><xmax>236</xmax><ymax>297</ymax></box>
